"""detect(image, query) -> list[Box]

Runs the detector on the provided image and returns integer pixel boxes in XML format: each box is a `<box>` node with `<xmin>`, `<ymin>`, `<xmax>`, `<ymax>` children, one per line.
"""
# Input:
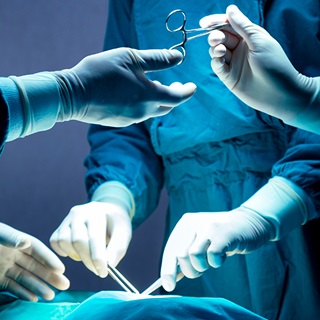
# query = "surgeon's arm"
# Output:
<box><xmin>161</xmin><ymin>124</ymin><xmax>320</xmax><ymax>291</ymax></box>
<box><xmin>160</xmin><ymin>175</ymin><xmax>315</xmax><ymax>291</ymax></box>
<box><xmin>0</xmin><ymin>48</ymin><xmax>195</xmax><ymax>142</ymax></box>
<box><xmin>200</xmin><ymin>5</ymin><xmax>320</xmax><ymax>134</ymax></box>
<box><xmin>50</xmin><ymin>122</ymin><xmax>165</xmax><ymax>277</ymax></box>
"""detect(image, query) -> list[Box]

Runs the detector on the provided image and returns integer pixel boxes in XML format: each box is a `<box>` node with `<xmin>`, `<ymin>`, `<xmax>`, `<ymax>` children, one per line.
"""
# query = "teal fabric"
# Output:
<box><xmin>0</xmin><ymin>291</ymin><xmax>265</xmax><ymax>320</ymax></box>
<box><xmin>66</xmin><ymin>291</ymin><xmax>266</xmax><ymax>320</ymax></box>
<box><xmin>0</xmin><ymin>85</ymin><xmax>11</xmax><ymax>154</ymax></box>
<box><xmin>85</xmin><ymin>0</ymin><xmax>320</xmax><ymax>319</ymax></box>
<box><xmin>0</xmin><ymin>77</ymin><xmax>23</xmax><ymax>144</ymax></box>
<box><xmin>0</xmin><ymin>291</ymin><xmax>95</xmax><ymax>320</ymax></box>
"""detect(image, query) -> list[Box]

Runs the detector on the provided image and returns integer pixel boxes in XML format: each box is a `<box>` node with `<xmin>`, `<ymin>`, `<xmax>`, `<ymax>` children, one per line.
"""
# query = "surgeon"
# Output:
<box><xmin>0</xmin><ymin>47</ymin><xmax>196</xmax><ymax>302</ymax></box>
<box><xmin>50</xmin><ymin>1</ymin><xmax>320</xmax><ymax>319</ymax></box>
<box><xmin>200</xmin><ymin>5</ymin><xmax>320</xmax><ymax>134</ymax></box>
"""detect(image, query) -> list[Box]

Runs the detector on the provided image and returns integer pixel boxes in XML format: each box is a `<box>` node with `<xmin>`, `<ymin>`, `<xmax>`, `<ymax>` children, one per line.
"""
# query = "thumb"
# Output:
<box><xmin>0</xmin><ymin>223</ymin><xmax>32</xmax><ymax>249</ymax></box>
<box><xmin>132</xmin><ymin>49</ymin><xmax>183</xmax><ymax>72</ymax></box>
<box><xmin>226</xmin><ymin>5</ymin><xmax>259</xmax><ymax>50</ymax></box>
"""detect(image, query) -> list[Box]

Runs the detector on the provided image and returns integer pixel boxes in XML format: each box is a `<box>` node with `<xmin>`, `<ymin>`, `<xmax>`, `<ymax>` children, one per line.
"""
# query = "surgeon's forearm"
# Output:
<box><xmin>241</xmin><ymin>176</ymin><xmax>316</xmax><ymax>240</ymax></box>
<box><xmin>91</xmin><ymin>181</ymin><xmax>135</xmax><ymax>219</ymax></box>
<box><xmin>7</xmin><ymin>73</ymin><xmax>62</xmax><ymax>141</ymax></box>
<box><xmin>284</xmin><ymin>76</ymin><xmax>320</xmax><ymax>134</ymax></box>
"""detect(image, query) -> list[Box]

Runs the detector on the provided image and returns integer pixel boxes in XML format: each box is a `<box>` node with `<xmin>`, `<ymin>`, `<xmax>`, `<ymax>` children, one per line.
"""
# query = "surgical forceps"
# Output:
<box><xmin>107</xmin><ymin>264</ymin><xmax>140</xmax><ymax>294</ymax></box>
<box><xmin>141</xmin><ymin>271</ymin><xmax>184</xmax><ymax>296</ymax></box>
<box><xmin>166</xmin><ymin>9</ymin><xmax>229</xmax><ymax>61</ymax></box>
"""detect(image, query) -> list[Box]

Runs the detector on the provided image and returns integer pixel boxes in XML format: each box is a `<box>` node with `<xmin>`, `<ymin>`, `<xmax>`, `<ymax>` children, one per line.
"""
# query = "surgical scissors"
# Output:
<box><xmin>107</xmin><ymin>264</ymin><xmax>140</xmax><ymax>294</ymax></box>
<box><xmin>166</xmin><ymin>9</ymin><xmax>229</xmax><ymax>61</ymax></box>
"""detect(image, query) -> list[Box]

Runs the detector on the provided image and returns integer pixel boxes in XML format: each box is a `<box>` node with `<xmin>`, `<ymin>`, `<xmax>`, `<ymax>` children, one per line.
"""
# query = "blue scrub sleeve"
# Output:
<box><xmin>0</xmin><ymin>89</ymin><xmax>9</xmax><ymax>154</ymax></box>
<box><xmin>0</xmin><ymin>77</ymin><xmax>24</xmax><ymax>154</ymax></box>
<box><xmin>85</xmin><ymin>124</ymin><xmax>164</xmax><ymax>228</ymax></box>
<box><xmin>272</xmin><ymin>128</ymin><xmax>320</xmax><ymax>216</ymax></box>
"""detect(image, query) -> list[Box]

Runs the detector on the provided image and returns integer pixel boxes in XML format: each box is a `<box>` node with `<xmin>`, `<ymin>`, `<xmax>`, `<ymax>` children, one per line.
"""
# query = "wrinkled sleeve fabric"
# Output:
<box><xmin>0</xmin><ymin>89</ymin><xmax>9</xmax><ymax>155</ymax></box>
<box><xmin>85</xmin><ymin>0</ymin><xmax>164</xmax><ymax>228</ymax></box>
<box><xmin>272</xmin><ymin>128</ymin><xmax>320</xmax><ymax>220</ymax></box>
<box><xmin>0</xmin><ymin>77</ymin><xmax>24</xmax><ymax>154</ymax></box>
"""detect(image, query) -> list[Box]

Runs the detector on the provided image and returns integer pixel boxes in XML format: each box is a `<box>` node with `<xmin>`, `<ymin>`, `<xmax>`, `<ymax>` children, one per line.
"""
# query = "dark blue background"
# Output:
<box><xmin>0</xmin><ymin>0</ymin><xmax>167</xmax><ymax>293</ymax></box>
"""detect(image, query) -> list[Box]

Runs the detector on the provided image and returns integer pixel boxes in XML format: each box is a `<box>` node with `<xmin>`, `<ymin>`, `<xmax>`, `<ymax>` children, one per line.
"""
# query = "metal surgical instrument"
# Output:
<box><xmin>141</xmin><ymin>271</ymin><xmax>185</xmax><ymax>296</ymax></box>
<box><xmin>107</xmin><ymin>264</ymin><xmax>140</xmax><ymax>294</ymax></box>
<box><xmin>166</xmin><ymin>9</ymin><xmax>229</xmax><ymax>61</ymax></box>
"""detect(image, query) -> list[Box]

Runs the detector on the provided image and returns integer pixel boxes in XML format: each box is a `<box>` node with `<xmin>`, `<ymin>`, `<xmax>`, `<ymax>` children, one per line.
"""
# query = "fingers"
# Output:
<box><xmin>4</xmin><ymin>264</ymin><xmax>57</xmax><ymax>301</ymax></box>
<box><xmin>161</xmin><ymin>215</ymin><xmax>200</xmax><ymax>292</ymax></box>
<box><xmin>225</xmin><ymin>5</ymin><xmax>254</xmax><ymax>46</ymax></box>
<box><xmin>87</xmin><ymin>215</ymin><xmax>108</xmax><ymax>277</ymax></box>
<box><xmin>50</xmin><ymin>203</ymin><xmax>131</xmax><ymax>278</ymax></box>
<box><xmin>15</xmin><ymin>251</ymin><xmax>70</xmax><ymax>291</ymax></box>
<box><xmin>50</xmin><ymin>225</ymin><xmax>80</xmax><ymax>260</ymax></box>
<box><xmin>1</xmin><ymin>276</ymin><xmax>38</xmax><ymax>302</ymax></box>
<box><xmin>70</xmin><ymin>219</ymin><xmax>100</xmax><ymax>275</ymax></box>
<box><xmin>23</xmin><ymin>237</ymin><xmax>66</xmax><ymax>275</ymax></box>
<box><xmin>50</xmin><ymin>205</ymin><xmax>103</xmax><ymax>276</ymax></box>
<box><xmin>199</xmin><ymin>13</ymin><xmax>227</xmax><ymax>29</ymax></box>
<box><xmin>189</xmin><ymin>236</ymin><xmax>210</xmax><ymax>272</ymax></box>
<box><xmin>207</xmin><ymin>240</ymin><xmax>228</xmax><ymax>268</ymax></box>
<box><xmin>105</xmin><ymin>214</ymin><xmax>132</xmax><ymax>268</ymax></box>
<box><xmin>151</xmin><ymin>81</ymin><xmax>197</xmax><ymax>109</ymax></box>
<box><xmin>132</xmin><ymin>49</ymin><xmax>184</xmax><ymax>72</ymax></box>
<box><xmin>160</xmin><ymin>252</ymin><xmax>178</xmax><ymax>292</ymax></box>
<box><xmin>0</xmin><ymin>223</ymin><xmax>31</xmax><ymax>249</ymax></box>
<box><xmin>206</xmin><ymin>29</ymin><xmax>239</xmax><ymax>79</ymax></box>
<box><xmin>208</xmin><ymin>30</ymin><xmax>239</xmax><ymax>52</ymax></box>
<box><xmin>211</xmin><ymin>57</ymin><xmax>230</xmax><ymax>81</ymax></box>
<box><xmin>226</xmin><ymin>5</ymin><xmax>270</xmax><ymax>51</ymax></box>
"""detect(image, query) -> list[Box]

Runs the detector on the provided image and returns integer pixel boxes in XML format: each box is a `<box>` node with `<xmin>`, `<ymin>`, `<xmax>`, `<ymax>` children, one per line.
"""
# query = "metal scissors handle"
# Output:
<box><xmin>166</xmin><ymin>9</ymin><xmax>229</xmax><ymax>61</ymax></box>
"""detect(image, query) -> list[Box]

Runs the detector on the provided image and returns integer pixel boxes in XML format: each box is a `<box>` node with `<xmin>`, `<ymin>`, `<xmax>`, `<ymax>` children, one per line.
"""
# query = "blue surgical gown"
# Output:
<box><xmin>85</xmin><ymin>0</ymin><xmax>320</xmax><ymax>319</ymax></box>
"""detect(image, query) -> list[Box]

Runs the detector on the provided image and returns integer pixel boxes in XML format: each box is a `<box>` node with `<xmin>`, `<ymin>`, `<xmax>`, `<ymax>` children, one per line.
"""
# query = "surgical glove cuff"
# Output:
<box><xmin>52</xmin><ymin>69</ymin><xmax>87</xmax><ymax>122</ymax></box>
<box><xmin>285</xmin><ymin>76</ymin><xmax>320</xmax><ymax>134</ymax></box>
<box><xmin>9</xmin><ymin>73</ymin><xmax>61</xmax><ymax>138</ymax></box>
<box><xmin>241</xmin><ymin>177</ymin><xmax>308</xmax><ymax>241</ymax></box>
<box><xmin>91</xmin><ymin>181</ymin><xmax>135</xmax><ymax>219</ymax></box>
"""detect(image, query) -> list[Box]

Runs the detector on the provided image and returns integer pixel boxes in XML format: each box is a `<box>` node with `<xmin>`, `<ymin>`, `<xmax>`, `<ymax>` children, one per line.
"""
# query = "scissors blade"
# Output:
<box><xmin>107</xmin><ymin>264</ymin><xmax>140</xmax><ymax>294</ymax></box>
<box><xmin>141</xmin><ymin>271</ymin><xmax>185</xmax><ymax>296</ymax></box>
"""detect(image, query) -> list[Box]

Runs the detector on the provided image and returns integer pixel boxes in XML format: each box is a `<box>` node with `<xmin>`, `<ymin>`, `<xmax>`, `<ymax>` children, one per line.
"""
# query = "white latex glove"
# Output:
<box><xmin>160</xmin><ymin>177</ymin><xmax>309</xmax><ymax>292</ymax></box>
<box><xmin>8</xmin><ymin>48</ymin><xmax>197</xmax><ymax>140</ymax></box>
<box><xmin>50</xmin><ymin>201</ymin><xmax>132</xmax><ymax>278</ymax></box>
<box><xmin>200</xmin><ymin>5</ymin><xmax>320</xmax><ymax>134</ymax></box>
<box><xmin>0</xmin><ymin>223</ymin><xmax>70</xmax><ymax>301</ymax></box>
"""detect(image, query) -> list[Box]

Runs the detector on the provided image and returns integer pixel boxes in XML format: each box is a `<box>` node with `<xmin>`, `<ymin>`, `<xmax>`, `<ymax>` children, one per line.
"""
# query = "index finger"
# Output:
<box><xmin>151</xmin><ymin>81</ymin><xmax>196</xmax><ymax>107</ymax></box>
<box><xmin>199</xmin><ymin>14</ymin><xmax>227</xmax><ymax>28</ymax></box>
<box><xmin>23</xmin><ymin>237</ymin><xmax>65</xmax><ymax>274</ymax></box>
<box><xmin>160</xmin><ymin>241</ymin><xmax>179</xmax><ymax>292</ymax></box>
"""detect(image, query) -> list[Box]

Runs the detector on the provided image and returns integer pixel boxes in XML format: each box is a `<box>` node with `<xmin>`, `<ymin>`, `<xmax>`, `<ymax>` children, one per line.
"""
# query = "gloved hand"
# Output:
<box><xmin>8</xmin><ymin>48</ymin><xmax>197</xmax><ymax>140</ymax></box>
<box><xmin>160</xmin><ymin>177</ymin><xmax>309</xmax><ymax>292</ymax></box>
<box><xmin>50</xmin><ymin>195</ymin><xmax>132</xmax><ymax>278</ymax></box>
<box><xmin>0</xmin><ymin>223</ymin><xmax>70</xmax><ymax>301</ymax></box>
<box><xmin>200</xmin><ymin>5</ymin><xmax>320</xmax><ymax>134</ymax></box>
